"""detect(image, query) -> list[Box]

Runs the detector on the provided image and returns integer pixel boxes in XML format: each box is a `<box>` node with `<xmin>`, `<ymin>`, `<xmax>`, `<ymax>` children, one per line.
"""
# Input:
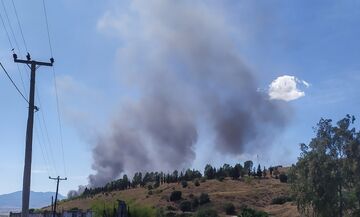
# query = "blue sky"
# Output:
<box><xmin>0</xmin><ymin>0</ymin><xmax>359</xmax><ymax>196</ymax></box>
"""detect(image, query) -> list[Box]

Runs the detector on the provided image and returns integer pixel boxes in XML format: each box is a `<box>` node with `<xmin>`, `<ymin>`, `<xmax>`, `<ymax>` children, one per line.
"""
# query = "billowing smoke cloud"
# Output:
<box><xmin>88</xmin><ymin>0</ymin><xmax>289</xmax><ymax>187</ymax></box>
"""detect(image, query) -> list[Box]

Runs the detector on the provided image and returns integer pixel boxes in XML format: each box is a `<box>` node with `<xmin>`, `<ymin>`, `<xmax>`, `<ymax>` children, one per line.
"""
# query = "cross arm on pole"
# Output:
<box><xmin>49</xmin><ymin>176</ymin><xmax>67</xmax><ymax>181</ymax></box>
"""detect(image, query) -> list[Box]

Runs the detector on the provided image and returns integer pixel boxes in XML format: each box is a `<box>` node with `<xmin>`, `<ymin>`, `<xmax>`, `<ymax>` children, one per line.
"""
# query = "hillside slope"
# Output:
<box><xmin>54</xmin><ymin>177</ymin><xmax>299</xmax><ymax>217</ymax></box>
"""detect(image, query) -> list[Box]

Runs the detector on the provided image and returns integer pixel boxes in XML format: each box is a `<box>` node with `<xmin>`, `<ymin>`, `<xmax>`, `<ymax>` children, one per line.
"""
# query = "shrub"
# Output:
<box><xmin>191</xmin><ymin>197</ymin><xmax>199</xmax><ymax>209</ymax></box>
<box><xmin>166</xmin><ymin>205</ymin><xmax>177</xmax><ymax>211</ymax></box>
<box><xmin>271</xmin><ymin>196</ymin><xmax>292</xmax><ymax>205</ymax></box>
<box><xmin>216</xmin><ymin>176</ymin><xmax>225</xmax><ymax>182</ymax></box>
<box><xmin>179</xmin><ymin>201</ymin><xmax>192</xmax><ymax>212</ymax></box>
<box><xmin>181</xmin><ymin>180</ymin><xmax>188</xmax><ymax>188</ymax></box>
<box><xmin>223</xmin><ymin>203</ymin><xmax>236</xmax><ymax>215</ymax></box>
<box><xmin>148</xmin><ymin>190</ymin><xmax>153</xmax><ymax>195</ymax></box>
<box><xmin>147</xmin><ymin>184</ymin><xmax>153</xmax><ymax>190</ymax></box>
<box><xmin>170</xmin><ymin>191</ymin><xmax>182</xmax><ymax>201</ymax></box>
<box><xmin>279</xmin><ymin>173</ymin><xmax>288</xmax><ymax>183</ymax></box>
<box><xmin>154</xmin><ymin>182</ymin><xmax>160</xmax><ymax>188</ymax></box>
<box><xmin>194</xmin><ymin>179</ymin><xmax>200</xmax><ymax>187</ymax></box>
<box><xmin>195</xmin><ymin>208</ymin><xmax>218</xmax><ymax>217</ymax></box>
<box><xmin>199</xmin><ymin>193</ymin><xmax>210</xmax><ymax>205</ymax></box>
<box><xmin>239</xmin><ymin>207</ymin><xmax>268</xmax><ymax>217</ymax></box>
<box><xmin>245</xmin><ymin>176</ymin><xmax>253</xmax><ymax>185</ymax></box>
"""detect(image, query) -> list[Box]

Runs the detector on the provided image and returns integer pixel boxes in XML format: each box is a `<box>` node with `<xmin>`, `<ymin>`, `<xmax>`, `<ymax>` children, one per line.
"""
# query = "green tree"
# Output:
<box><xmin>204</xmin><ymin>164</ymin><xmax>216</xmax><ymax>179</ymax></box>
<box><xmin>257</xmin><ymin>164</ymin><xmax>262</xmax><ymax>178</ymax></box>
<box><xmin>290</xmin><ymin>115</ymin><xmax>360</xmax><ymax>217</ymax></box>
<box><xmin>244</xmin><ymin>160</ymin><xmax>253</xmax><ymax>175</ymax></box>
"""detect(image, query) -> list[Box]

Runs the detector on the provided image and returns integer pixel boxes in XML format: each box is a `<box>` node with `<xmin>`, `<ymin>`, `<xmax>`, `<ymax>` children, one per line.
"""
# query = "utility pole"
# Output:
<box><xmin>49</xmin><ymin>176</ymin><xmax>67</xmax><ymax>217</ymax></box>
<box><xmin>51</xmin><ymin>196</ymin><xmax>54</xmax><ymax>213</ymax></box>
<box><xmin>13</xmin><ymin>53</ymin><xmax>54</xmax><ymax>217</ymax></box>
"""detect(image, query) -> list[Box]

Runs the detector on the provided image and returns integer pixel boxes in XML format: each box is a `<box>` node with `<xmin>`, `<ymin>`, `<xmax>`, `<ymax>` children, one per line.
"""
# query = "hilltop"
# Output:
<box><xmin>51</xmin><ymin>170</ymin><xmax>299</xmax><ymax>217</ymax></box>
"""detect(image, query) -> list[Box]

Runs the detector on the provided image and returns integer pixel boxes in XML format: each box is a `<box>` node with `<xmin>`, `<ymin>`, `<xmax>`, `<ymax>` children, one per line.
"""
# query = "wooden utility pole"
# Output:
<box><xmin>49</xmin><ymin>176</ymin><xmax>67</xmax><ymax>217</ymax></box>
<box><xmin>13</xmin><ymin>53</ymin><xmax>53</xmax><ymax>217</ymax></box>
<box><xmin>51</xmin><ymin>196</ymin><xmax>54</xmax><ymax>213</ymax></box>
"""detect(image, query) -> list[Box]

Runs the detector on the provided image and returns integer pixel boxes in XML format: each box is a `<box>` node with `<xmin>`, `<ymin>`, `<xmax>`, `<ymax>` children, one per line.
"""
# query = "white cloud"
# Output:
<box><xmin>268</xmin><ymin>75</ymin><xmax>309</xmax><ymax>101</ymax></box>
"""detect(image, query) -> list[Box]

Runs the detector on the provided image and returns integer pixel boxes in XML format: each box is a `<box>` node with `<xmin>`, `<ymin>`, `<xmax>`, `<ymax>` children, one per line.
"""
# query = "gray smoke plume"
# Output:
<box><xmin>88</xmin><ymin>1</ymin><xmax>288</xmax><ymax>187</ymax></box>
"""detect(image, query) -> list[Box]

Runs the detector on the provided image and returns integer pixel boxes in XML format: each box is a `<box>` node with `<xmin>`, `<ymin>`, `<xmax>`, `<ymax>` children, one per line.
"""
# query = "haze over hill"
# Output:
<box><xmin>0</xmin><ymin>191</ymin><xmax>65</xmax><ymax>212</ymax></box>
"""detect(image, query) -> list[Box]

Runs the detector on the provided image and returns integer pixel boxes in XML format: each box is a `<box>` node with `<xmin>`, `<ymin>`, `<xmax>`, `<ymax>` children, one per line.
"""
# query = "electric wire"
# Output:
<box><xmin>0</xmin><ymin>1</ymin><xmax>28</xmax><ymax>95</ymax></box>
<box><xmin>35</xmin><ymin>109</ymin><xmax>58</xmax><ymax>176</ymax></box>
<box><xmin>0</xmin><ymin>0</ymin><xmax>64</xmax><ymax>180</ymax></box>
<box><xmin>1</xmin><ymin>0</ymin><xmax>22</xmax><ymax>55</ymax></box>
<box><xmin>34</xmin><ymin>123</ymin><xmax>51</xmax><ymax>177</ymax></box>
<box><xmin>52</xmin><ymin>67</ymin><xmax>67</xmax><ymax>177</ymax></box>
<box><xmin>0</xmin><ymin>8</ymin><xmax>13</xmax><ymax>49</ymax></box>
<box><xmin>0</xmin><ymin>62</ymin><xmax>29</xmax><ymax>103</ymax></box>
<box><xmin>10</xmin><ymin>0</ymin><xmax>28</xmax><ymax>52</ymax></box>
<box><xmin>36</xmin><ymin>90</ymin><xmax>59</xmax><ymax>176</ymax></box>
<box><xmin>42</xmin><ymin>0</ymin><xmax>53</xmax><ymax>57</ymax></box>
<box><xmin>42</xmin><ymin>0</ymin><xmax>67</xmax><ymax>177</ymax></box>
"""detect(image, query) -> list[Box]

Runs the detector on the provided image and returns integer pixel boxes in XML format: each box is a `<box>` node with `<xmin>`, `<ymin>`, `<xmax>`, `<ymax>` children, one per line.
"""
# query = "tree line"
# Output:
<box><xmin>77</xmin><ymin>161</ymin><xmax>274</xmax><ymax>198</ymax></box>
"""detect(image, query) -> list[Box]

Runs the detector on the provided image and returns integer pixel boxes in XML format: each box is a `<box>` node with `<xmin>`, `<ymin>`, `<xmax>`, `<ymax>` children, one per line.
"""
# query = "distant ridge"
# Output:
<box><xmin>0</xmin><ymin>191</ymin><xmax>65</xmax><ymax>209</ymax></box>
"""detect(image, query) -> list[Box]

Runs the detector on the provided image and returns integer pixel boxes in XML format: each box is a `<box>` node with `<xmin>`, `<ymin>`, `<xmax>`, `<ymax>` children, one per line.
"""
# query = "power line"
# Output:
<box><xmin>35</xmin><ymin>116</ymin><xmax>57</xmax><ymax>174</ymax></box>
<box><xmin>11</xmin><ymin>0</ymin><xmax>28</xmax><ymax>52</ymax></box>
<box><xmin>0</xmin><ymin>0</ymin><xmax>22</xmax><ymax>54</ymax></box>
<box><xmin>0</xmin><ymin>7</ymin><xmax>13</xmax><ymax>49</ymax></box>
<box><xmin>52</xmin><ymin>67</ymin><xmax>67</xmax><ymax>177</ymax></box>
<box><xmin>42</xmin><ymin>0</ymin><xmax>67</xmax><ymax>177</ymax></box>
<box><xmin>42</xmin><ymin>0</ymin><xmax>53</xmax><ymax>57</ymax></box>
<box><xmin>0</xmin><ymin>62</ymin><xmax>29</xmax><ymax>103</ymax></box>
<box><xmin>35</xmin><ymin>89</ymin><xmax>58</xmax><ymax>175</ymax></box>
<box><xmin>34</xmin><ymin>123</ymin><xmax>51</xmax><ymax>177</ymax></box>
<box><xmin>0</xmin><ymin>0</ymin><xmax>28</xmax><ymax>95</ymax></box>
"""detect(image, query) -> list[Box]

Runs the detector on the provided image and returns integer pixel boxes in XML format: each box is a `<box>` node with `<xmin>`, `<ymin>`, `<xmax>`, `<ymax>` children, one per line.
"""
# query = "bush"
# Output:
<box><xmin>154</xmin><ymin>182</ymin><xmax>160</xmax><ymax>188</ymax></box>
<box><xmin>170</xmin><ymin>191</ymin><xmax>182</xmax><ymax>201</ymax></box>
<box><xmin>199</xmin><ymin>193</ymin><xmax>210</xmax><ymax>205</ymax></box>
<box><xmin>216</xmin><ymin>176</ymin><xmax>225</xmax><ymax>182</ymax></box>
<box><xmin>167</xmin><ymin>205</ymin><xmax>177</xmax><ymax>211</ymax></box>
<box><xmin>179</xmin><ymin>201</ymin><xmax>192</xmax><ymax>212</ymax></box>
<box><xmin>181</xmin><ymin>180</ymin><xmax>188</xmax><ymax>188</ymax></box>
<box><xmin>279</xmin><ymin>173</ymin><xmax>288</xmax><ymax>183</ymax></box>
<box><xmin>194</xmin><ymin>179</ymin><xmax>200</xmax><ymax>187</ymax></box>
<box><xmin>224</xmin><ymin>203</ymin><xmax>236</xmax><ymax>215</ymax></box>
<box><xmin>191</xmin><ymin>197</ymin><xmax>199</xmax><ymax>209</ymax></box>
<box><xmin>271</xmin><ymin>196</ymin><xmax>292</xmax><ymax>205</ymax></box>
<box><xmin>245</xmin><ymin>176</ymin><xmax>253</xmax><ymax>185</ymax></box>
<box><xmin>148</xmin><ymin>190</ymin><xmax>153</xmax><ymax>195</ymax></box>
<box><xmin>239</xmin><ymin>207</ymin><xmax>268</xmax><ymax>217</ymax></box>
<box><xmin>147</xmin><ymin>184</ymin><xmax>153</xmax><ymax>190</ymax></box>
<box><xmin>195</xmin><ymin>208</ymin><xmax>218</xmax><ymax>217</ymax></box>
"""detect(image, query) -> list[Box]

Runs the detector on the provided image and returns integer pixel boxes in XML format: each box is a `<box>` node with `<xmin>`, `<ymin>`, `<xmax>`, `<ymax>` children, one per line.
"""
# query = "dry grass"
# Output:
<box><xmin>51</xmin><ymin>175</ymin><xmax>300</xmax><ymax>217</ymax></box>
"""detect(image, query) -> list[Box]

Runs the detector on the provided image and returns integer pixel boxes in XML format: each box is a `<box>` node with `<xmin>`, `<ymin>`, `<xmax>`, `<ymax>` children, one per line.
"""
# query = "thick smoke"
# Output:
<box><xmin>88</xmin><ymin>1</ymin><xmax>288</xmax><ymax>187</ymax></box>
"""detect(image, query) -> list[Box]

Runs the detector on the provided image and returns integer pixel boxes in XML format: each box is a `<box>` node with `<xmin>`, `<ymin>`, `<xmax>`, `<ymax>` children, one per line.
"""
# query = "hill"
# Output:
<box><xmin>51</xmin><ymin>175</ymin><xmax>299</xmax><ymax>217</ymax></box>
<box><xmin>0</xmin><ymin>191</ymin><xmax>65</xmax><ymax>210</ymax></box>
